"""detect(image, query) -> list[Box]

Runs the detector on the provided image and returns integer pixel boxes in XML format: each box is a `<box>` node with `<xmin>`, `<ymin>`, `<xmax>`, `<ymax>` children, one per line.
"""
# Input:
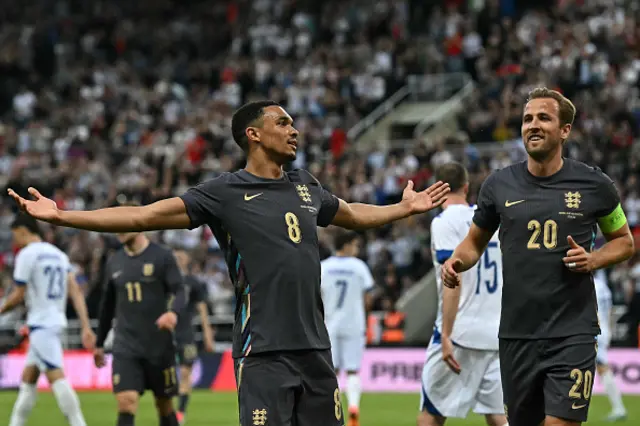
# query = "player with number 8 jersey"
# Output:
<box><xmin>442</xmin><ymin>88</ymin><xmax>635</xmax><ymax>426</ymax></box>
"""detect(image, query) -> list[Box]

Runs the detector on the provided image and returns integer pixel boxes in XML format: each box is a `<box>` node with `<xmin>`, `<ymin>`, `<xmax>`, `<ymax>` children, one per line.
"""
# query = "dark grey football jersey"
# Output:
<box><xmin>174</xmin><ymin>275</ymin><xmax>208</xmax><ymax>344</ymax></box>
<box><xmin>473</xmin><ymin>159</ymin><xmax>621</xmax><ymax>339</ymax></box>
<box><xmin>180</xmin><ymin>169</ymin><xmax>340</xmax><ymax>358</ymax></box>
<box><xmin>101</xmin><ymin>242</ymin><xmax>183</xmax><ymax>359</ymax></box>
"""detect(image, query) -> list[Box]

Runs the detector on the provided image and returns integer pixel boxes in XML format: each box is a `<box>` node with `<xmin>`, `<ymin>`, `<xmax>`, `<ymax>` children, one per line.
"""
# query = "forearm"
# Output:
<box><xmin>71</xmin><ymin>291</ymin><xmax>92</xmax><ymax>331</ymax></box>
<box><xmin>57</xmin><ymin>207</ymin><xmax>149</xmax><ymax>233</ymax></box>
<box><xmin>199</xmin><ymin>306</ymin><xmax>214</xmax><ymax>341</ymax></box>
<box><xmin>441</xmin><ymin>286</ymin><xmax>461</xmax><ymax>337</ymax></box>
<box><xmin>95</xmin><ymin>288</ymin><xmax>115</xmax><ymax>348</ymax></box>
<box><xmin>591</xmin><ymin>234</ymin><xmax>634</xmax><ymax>270</ymax></box>
<box><xmin>451</xmin><ymin>237</ymin><xmax>484</xmax><ymax>272</ymax></box>
<box><xmin>0</xmin><ymin>289</ymin><xmax>24</xmax><ymax>313</ymax></box>
<box><xmin>342</xmin><ymin>202</ymin><xmax>412</xmax><ymax>230</ymax></box>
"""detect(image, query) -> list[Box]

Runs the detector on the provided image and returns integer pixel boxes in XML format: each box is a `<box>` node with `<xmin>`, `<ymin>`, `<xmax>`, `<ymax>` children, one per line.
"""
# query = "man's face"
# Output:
<box><xmin>521</xmin><ymin>98</ymin><xmax>571</xmax><ymax>161</ymax></box>
<box><xmin>249</xmin><ymin>106</ymin><xmax>299</xmax><ymax>162</ymax></box>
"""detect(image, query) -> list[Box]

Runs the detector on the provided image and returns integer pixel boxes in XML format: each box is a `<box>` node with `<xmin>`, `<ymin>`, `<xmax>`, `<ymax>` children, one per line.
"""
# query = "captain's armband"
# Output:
<box><xmin>597</xmin><ymin>203</ymin><xmax>627</xmax><ymax>234</ymax></box>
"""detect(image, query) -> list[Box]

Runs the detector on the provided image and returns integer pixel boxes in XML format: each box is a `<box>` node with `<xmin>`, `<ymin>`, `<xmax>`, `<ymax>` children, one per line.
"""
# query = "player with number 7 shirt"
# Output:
<box><xmin>8</xmin><ymin>100</ymin><xmax>450</xmax><ymax>426</ymax></box>
<box><xmin>441</xmin><ymin>88</ymin><xmax>635</xmax><ymax>426</ymax></box>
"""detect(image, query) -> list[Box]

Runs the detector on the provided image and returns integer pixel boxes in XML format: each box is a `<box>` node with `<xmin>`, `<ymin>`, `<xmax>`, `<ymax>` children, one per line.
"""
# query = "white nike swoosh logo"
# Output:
<box><xmin>244</xmin><ymin>193</ymin><xmax>263</xmax><ymax>201</ymax></box>
<box><xmin>505</xmin><ymin>200</ymin><xmax>525</xmax><ymax>207</ymax></box>
<box><xmin>112</xmin><ymin>271</ymin><xmax>122</xmax><ymax>279</ymax></box>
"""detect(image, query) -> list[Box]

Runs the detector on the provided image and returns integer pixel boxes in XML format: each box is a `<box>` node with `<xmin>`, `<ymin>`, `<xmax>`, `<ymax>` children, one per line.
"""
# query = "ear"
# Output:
<box><xmin>245</xmin><ymin>127</ymin><xmax>261</xmax><ymax>144</ymax></box>
<box><xmin>560</xmin><ymin>123</ymin><xmax>571</xmax><ymax>141</ymax></box>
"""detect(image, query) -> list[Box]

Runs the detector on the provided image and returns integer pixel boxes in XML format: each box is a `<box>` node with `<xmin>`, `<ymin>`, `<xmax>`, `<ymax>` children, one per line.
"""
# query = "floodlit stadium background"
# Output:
<box><xmin>0</xmin><ymin>0</ymin><xmax>639</xmax><ymax>424</ymax></box>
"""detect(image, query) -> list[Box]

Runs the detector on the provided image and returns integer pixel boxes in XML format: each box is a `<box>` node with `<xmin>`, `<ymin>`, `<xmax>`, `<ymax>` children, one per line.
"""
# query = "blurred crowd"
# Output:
<box><xmin>0</xmin><ymin>0</ymin><xmax>639</xmax><ymax>343</ymax></box>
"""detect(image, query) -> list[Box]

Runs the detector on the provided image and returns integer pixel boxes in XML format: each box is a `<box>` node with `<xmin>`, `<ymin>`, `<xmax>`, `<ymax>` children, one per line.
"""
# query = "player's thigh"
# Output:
<box><xmin>473</xmin><ymin>351</ymin><xmax>505</xmax><ymax>415</ymax></box>
<box><xmin>177</xmin><ymin>343</ymin><xmax>198</xmax><ymax>368</ymax></box>
<box><xmin>27</xmin><ymin>328</ymin><xmax>64</xmax><ymax>372</ymax></box>
<box><xmin>112</xmin><ymin>355</ymin><xmax>145</xmax><ymax>395</ymax></box>
<box><xmin>145</xmin><ymin>354</ymin><xmax>179</xmax><ymax>399</ymax></box>
<box><xmin>419</xmin><ymin>343</ymin><xmax>475</xmax><ymax>418</ymax></box>
<box><xmin>341</xmin><ymin>334</ymin><xmax>366</xmax><ymax>372</ymax></box>
<box><xmin>235</xmin><ymin>354</ymin><xmax>298</xmax><ymax>426</ymax></box>
<box><xmin>499</xmin><ymin>339</ymin><xmax>545</xmax><ymax>426</ymax></box>
<box><xmin>295</xmin><ymin>349</ymin><xmax>344</xmax><ymax>426</ymax></box>
<box><xmin>542</xmin><ymin>336</ymin><xmax>597</xmax><ymax>423</ymax></box>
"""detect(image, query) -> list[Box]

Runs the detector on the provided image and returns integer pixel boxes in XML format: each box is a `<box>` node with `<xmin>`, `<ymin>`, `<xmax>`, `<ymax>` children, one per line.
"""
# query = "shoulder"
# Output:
<box><xmin>566</xmin><ymin>158</ymin><xmax>614</xmax><ymax>185</ymax></box>
<box><xmin>487</xmin><ymin>162</ymin><xmax>524</xmax><ymax>185</ymax></box>
<box><xmin>287</xmin><ymin>169</ymin><xmax>323</xmax><ymax>187</ymax></box>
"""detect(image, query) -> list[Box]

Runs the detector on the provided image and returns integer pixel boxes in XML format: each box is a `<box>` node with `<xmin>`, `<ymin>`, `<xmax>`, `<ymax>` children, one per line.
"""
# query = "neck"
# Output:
<box><xmin>124</xmin><ymin>234</ymin><xmax>149</xmax><ymax>256</ymax></box>
<box><xmin>245</xmin><ymin>155</ymin><xmax>284</xmax><ymax>180</ymax></box>
<box><xmin>442</xmin><ymin>192</ymin><xmax>468</xmax><ymax>209</ymax></box>
<box><xmin>527</xmin><ymin>150</ymin><xmax>564</xmax><ymax>177</ymax></box>
<box><xmin>23</xmin><ymin>235</ymin><xmax>42</xmax><ymax>247</ymax></box>
<box><xmin>335</xmin><ymin>250</ymin><xmax>349</xmax><ymax>257</ymax></box>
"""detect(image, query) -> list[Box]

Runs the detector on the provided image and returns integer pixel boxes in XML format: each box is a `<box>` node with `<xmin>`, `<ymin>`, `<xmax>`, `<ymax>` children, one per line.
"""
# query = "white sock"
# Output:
<box><xmin>51</xmin><ymin>378</ymin><xmax>87</xmax><ymax>426</ymax></box>
<box><xmin>9</xmin><ymin>382</ymin><xmax>38</xmax><ymax>426</ymax></box>
<box><xmin>601</xmin><ymin>370</ymin><xmax>626</xmax><ymax>414</ymax></box>
<box><xmin>346</xmin><ymin>374</ymin><xmax>361</xmax><ymax>412</ymax></box>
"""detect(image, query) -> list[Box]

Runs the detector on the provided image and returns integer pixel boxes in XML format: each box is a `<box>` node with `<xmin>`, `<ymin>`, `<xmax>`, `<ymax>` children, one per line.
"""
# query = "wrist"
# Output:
<box><xmin>397</xmin><ymin>200</ymin><xmax>414</xmax><ymax>216</ymax></box>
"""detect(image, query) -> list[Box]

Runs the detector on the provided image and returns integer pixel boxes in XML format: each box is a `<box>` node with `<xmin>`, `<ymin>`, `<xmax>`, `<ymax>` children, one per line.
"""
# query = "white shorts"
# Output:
<box><xmin>25</xmin><ymin>327</ymin><xmax>64</xmax><ymax>372</ymax></box>
<box><xmin>596</xmin><ymin>328</ymin><xmax>610</xmax><ymax>365</ymax></box>
<box><xmin>420</xmin><ymin>341</ymin><xmax>504</xmax><ymax>418</ymax></box>
<box><xmin>329</xmin><ymin>332</ymin><xmax>365</xmax><ymax>371</ymax></box>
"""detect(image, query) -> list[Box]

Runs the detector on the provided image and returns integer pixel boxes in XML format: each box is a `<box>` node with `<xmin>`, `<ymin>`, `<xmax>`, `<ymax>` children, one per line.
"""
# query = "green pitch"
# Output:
<box><xmin>0</xmin><ymin>391</ymin><xmax>636</xmax><ymax>425</ymax></box>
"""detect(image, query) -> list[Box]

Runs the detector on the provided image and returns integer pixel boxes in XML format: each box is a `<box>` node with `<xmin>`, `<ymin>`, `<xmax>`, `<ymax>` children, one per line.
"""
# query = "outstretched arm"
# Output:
<box><xmin>8</xmin><ymin>188</ymin><xmax>191</xmax><ymax>232</ymax></box>
<box><xmin>331</xmin><ymin>180</ymin><xmax>449</xmax><ymax>230</ymax></box>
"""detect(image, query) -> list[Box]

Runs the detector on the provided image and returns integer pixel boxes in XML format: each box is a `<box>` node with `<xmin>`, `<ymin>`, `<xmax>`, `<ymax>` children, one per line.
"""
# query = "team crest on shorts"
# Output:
<box><xmin>252</xmin><ymin>408</ymin><xmax>267</xmax><ymax>425</ymax></box>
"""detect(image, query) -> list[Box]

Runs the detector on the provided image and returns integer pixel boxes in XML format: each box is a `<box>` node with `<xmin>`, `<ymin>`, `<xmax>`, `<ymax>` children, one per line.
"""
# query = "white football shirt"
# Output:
<box><xmin>431</xmin><ymin>204</ymin><xmax>502</xmax><ymax>350</ymax></box>
<box><xmin>594</xmin><ymin>268</ymin><xmax>612</xmax><ymax>333</ymax></box>
<box><xmin>13</xmin><ymin>242</ymin><xmax>71</xmax><ymax>328</ymax></box>
<box><xmin>321</xmin><ymin>256</ymin><xmax>374</xmax><ymax>337</ymax></box>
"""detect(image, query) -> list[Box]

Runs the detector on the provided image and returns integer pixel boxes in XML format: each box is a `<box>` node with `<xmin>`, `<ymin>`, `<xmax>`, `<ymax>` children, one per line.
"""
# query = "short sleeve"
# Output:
<box><xmin>430</xmin><ymin>217</ymin><xmax>460</xmax><ymax>264</ymax></box>
<box><xmin>179</xmin><ymin>176</ymin><xmax>226</xmax><ymax>229</ymax></box>
<box><xmin>13</xmin><ymin>248</ymin><xmax>33</xmax><ymax>286</ymax></box>
<box><xmin>307</xmin><ymin>172</ymin><xmax>339</xmax><ymax>227</ymax></box>
<box><xmin>594</xmin><ymin>177</ymin><xmax>621</xmax><ymax>218</ymax></box>
<box><xmin>359</xmin><ymin>260</ymin><xmax>375</xmax><ymax>291</ymax></box>
<box><xmin>473</xmin><ymin>174</ymin><xmax>500</xmax><ymax>233</ymax></box>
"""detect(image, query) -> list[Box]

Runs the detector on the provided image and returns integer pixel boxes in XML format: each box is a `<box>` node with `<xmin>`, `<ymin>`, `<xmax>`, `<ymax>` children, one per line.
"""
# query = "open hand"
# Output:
<box><xmin>401</xmin><ymin>180</ymin><xmax>450</xmax><ymax>215</ymax></box>
<box><xmin>7</xmin><ymin>187</ymin><xmax>61</xmax><ymax>224</ymax></box>
<box><xmin>563</xmin><ymin>236</ymin><xmax>593</xmax><ymax>273</ymax></box>
<box><xmin>442</xmin><ymin>258</ymin><xmax>464</xmax><ymax>288</ymax></box>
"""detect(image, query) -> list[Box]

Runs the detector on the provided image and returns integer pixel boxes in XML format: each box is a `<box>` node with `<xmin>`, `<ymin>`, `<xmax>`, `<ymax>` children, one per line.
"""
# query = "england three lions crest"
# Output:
<box><xmin>296</xmin><ymin>184</ymin><xmax>312</xmax><ymax>204</ymax></box>
<box><xmin>564</xmin><ymin>192</ymin><xmax>581</xmax><ymax>209</ymax></box>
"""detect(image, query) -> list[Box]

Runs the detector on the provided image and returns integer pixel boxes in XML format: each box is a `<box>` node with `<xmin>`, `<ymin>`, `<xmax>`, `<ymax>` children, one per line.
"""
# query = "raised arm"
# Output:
<box><xmin>8</xmin><ymin>188</ymin><xmax>191</xmax><ymax>232</ymax></box>
<box><xmin>330</xmin><ymin>180</ymin><xmax>449</xmax><ymax>230</ymax></box>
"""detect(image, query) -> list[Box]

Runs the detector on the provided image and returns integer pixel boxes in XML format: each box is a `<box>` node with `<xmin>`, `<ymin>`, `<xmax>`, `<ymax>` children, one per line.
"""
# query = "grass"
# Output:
<box><xmin>0</xmin><ymin>391</ymin><xmax>637</xmax><ymax>425</ymax></box>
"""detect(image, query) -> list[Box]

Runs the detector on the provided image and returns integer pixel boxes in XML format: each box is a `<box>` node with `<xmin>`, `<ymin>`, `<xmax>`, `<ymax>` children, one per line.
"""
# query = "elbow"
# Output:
<box><xmin>623</xmin><ymin>233</ymin><xmax>636</xmax><ymax>261</ymax></box>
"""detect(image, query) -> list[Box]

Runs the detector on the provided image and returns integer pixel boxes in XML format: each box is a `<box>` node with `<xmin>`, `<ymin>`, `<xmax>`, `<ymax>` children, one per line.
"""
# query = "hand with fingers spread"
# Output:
<box><xmin>563</xmin><ymin>236</ymin><xmax>593</xmax><ymax>273</ymax></box>
<box><xmin>7</xmin><ymin>187</ymin><xmax>61</xmax><ymax>224</ymax></box>
<box><xmin>441</xmin><ymin>335</ymin><xmax>461</xmax><ymax>374</ymax></box>
<box><xmin>442</xmin><ymin>258</ymin><xmax>464</xmax><ymax>289</ymax></box>
<box><xmin>400</xmin><ymin>180</ymin><xmax>449</xmax><ymax>215</ymax></box>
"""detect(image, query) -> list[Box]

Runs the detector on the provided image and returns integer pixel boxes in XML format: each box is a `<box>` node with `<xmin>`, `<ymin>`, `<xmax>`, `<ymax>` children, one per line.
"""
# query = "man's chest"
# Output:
<box><xmin>495</xmin><ymin>181</ymin><xmax>599</xmax><ymax>245</ymax></box>
<box><xmin>110</xmin><ymin>258</ymin><xmax>164</xmax><ymax>304</ymax></box>
<box><xmin>221</xmin><ymin>183</ymin><xmax>323</xmax><ymax>245</ymax></box>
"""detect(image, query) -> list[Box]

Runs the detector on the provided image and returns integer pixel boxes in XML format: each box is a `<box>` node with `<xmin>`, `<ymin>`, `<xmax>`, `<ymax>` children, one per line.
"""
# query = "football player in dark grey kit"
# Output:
<box><xmin>8</xmin><ymin>100</ymin><xmax>449</xmax><ymax>426</ymax></box>
<box><xmin>442</xmin><ymin>88</ymin><xmax>635</xmax><ymax>426</ymax></box>
<box><xmin>93</xmin><ymin>217</ymin><xmax>186</xmax><ymax>426</ymax></box>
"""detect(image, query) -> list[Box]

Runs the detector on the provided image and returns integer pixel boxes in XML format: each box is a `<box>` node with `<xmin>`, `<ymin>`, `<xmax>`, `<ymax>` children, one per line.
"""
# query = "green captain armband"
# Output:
<box><xmin>597</xmin><ymin>203</ymin><xmax>627</xmax><ymax>234</ymax></box>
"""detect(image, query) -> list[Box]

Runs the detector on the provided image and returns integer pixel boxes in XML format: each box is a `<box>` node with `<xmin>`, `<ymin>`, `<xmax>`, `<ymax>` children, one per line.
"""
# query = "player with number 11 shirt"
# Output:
<box><xmin>8</xmin><ymin>101</ymin><xmax>450</xmax><ymax>426</ymax></box>
<box><xmin>442</xmin><ymin>88</ymin><xmax>635</xmax><ymax>426</ymax></box>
